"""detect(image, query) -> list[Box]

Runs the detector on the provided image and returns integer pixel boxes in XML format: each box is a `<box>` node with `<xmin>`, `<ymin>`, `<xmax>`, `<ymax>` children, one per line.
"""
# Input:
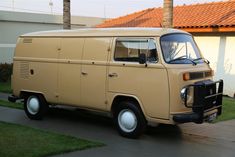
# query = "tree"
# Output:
<box><xmin>162</xmin><ymin>0</ymin><xmax>173</xmax><ymax>28</ymax></box>
<box><xmin>63</xmin><ymin>0</ymin><xmax>71</xmax><ymax>29</ymax></box>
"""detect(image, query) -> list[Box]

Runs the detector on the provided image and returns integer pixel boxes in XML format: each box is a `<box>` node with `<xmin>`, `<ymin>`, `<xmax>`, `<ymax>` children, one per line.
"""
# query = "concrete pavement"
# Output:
<box><xmin>181</xmin><ymin>120</ymin><xmax>235</xmax><ymax>142</ymax></box>
<box><xmin>0</xmin><ymin>92</ymin><xmax>9</xmax><ymax>100</ymax></box>
<box><xmin>0</xmin><ymin>92</ymin><xmax>235</xmax><ymax>157</ymax></box>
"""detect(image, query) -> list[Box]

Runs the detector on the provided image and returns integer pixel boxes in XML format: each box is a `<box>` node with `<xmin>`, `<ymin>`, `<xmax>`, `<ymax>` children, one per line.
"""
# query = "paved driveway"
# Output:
<box><xmin>0</xmin><ymin>105</ymin><xmax>234</xmax><ymax>157</ymax></box>
<box><xmin>0</xmin><ymin>92</ymin><xmax>9</xmax><ymax>100</ymax></box>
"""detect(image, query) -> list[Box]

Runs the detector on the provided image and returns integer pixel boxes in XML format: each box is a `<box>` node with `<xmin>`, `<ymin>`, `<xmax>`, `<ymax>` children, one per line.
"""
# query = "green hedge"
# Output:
<box><xmin>0</xmin><ymin>63</ymin><xmax>13</xmax><ymax>82</ymax></box>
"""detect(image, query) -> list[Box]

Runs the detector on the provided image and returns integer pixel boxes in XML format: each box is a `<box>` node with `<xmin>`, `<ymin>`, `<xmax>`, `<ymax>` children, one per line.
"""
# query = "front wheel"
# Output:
<box><xmin>114</xmin><ymin>101</ymin><xmax>147</xmax><ymax>139</ymax></box>
<box><xmin>24</xmin><ymin>94</ymin><xmax>48</xmax><ymax>120</ymax></box>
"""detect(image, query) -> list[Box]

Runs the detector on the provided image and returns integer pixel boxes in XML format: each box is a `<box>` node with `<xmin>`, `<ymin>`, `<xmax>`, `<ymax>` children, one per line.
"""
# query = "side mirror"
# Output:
<box><xmin>139</xmin><ymin>53</ymin><xmax>146</xmax><ymax>64</ymax></box>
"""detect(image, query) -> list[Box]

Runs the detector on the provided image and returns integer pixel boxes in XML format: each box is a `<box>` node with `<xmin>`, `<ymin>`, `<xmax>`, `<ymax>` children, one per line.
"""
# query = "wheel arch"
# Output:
<box><xmin>111</xmin><ymin>94</ymin><xmax>146</xmax><ymax>117</ymax></box>
<box><xmin>20</xmin><ymin>90</ymin><xmax>46</xmax><ymax>102</ymax></box>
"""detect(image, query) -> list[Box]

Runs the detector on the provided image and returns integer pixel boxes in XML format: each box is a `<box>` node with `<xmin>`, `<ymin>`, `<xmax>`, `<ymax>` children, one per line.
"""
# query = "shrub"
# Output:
<box><xmin>0</xmin><ymin>63</ymin><xmax>13</xmax><ymax>82</ymax></box>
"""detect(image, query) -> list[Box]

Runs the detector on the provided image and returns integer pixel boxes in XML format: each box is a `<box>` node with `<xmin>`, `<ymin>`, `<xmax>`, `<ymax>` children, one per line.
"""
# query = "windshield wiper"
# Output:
<box><xmin>193</xmin><ymin>58</ymin><xmax>210</xmax><ymax>64</ymax></box>
<box><xmin>168</xmin><ymin>56</ymin><xmax>197</xmax><ymax>65</ymax></box>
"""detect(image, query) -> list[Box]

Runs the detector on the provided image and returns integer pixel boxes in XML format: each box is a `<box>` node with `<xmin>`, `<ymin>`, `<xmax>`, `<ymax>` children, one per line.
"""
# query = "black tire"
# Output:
<box><xmin>114</xmin><ymin>101</ymin><xmax>147</xmax><ymax>139</ymax></box>
<box><xmin>24</xmin><ymin>94</ymin><xmax>48</xmax><ymax>120</ymax></box>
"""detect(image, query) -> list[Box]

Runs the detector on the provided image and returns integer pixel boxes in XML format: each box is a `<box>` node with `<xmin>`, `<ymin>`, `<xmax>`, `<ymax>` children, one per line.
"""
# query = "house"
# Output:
<box><xmin>97</xmin><ymin>0</ymin><xmax>235</xmax><ymax>97</ymax></box>
<box><xmin>0</xmin><ymin>10</ymin><xmax>105</xmax><ymax>63</ymax></box>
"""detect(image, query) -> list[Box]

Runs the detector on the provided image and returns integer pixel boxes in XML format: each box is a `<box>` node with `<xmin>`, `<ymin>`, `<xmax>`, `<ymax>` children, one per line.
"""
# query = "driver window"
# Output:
<box><xmin>114</xmin><ymin>38</ymin><xmax>157</xmax><ymax>63</ymax></box>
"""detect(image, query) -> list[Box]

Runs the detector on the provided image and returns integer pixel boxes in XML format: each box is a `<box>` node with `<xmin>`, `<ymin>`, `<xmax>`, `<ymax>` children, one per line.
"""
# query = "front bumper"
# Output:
<box><xmin>8</xmin><ymin>95</ymin><xmax>20</xmax><ymax>103</ymax></box>
<box><xmin>173</xmin><ymin>79</ymin><xmax>223</xmax><ymax>124</ymax></box>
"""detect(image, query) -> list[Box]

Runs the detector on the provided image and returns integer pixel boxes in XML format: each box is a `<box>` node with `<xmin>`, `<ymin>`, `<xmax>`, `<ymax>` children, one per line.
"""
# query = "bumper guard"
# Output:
<box><xmin>173</xmin><ymin>79</ymin><xmax>223</xmax><ymax>123</ymax></box>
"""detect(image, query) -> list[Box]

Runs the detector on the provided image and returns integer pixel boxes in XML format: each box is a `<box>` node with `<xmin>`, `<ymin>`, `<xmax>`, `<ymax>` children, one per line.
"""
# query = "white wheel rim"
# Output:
<box><xmin>27</xmin><ymin>96</ymin><xmax>40</xmax><ymax>115</ymax></box>
<box><xmin>118</xmin><ymin>109</ymin><xmax>137</xmax><ymax>133</ymax></box>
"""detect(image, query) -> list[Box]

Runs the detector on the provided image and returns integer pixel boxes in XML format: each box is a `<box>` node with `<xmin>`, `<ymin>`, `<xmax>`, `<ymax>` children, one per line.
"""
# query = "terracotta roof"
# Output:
<box><xmin>97</xmin><ymin>1</ymin><xmax>235</xmax><ymax>31</ymax></box>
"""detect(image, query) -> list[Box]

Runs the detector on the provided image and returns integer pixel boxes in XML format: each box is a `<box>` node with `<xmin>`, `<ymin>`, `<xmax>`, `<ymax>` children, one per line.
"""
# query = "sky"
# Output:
<box><xmin>0</xmin><ymin>0</ymin><xmax>229</xmax><ymax>18</ymax></box>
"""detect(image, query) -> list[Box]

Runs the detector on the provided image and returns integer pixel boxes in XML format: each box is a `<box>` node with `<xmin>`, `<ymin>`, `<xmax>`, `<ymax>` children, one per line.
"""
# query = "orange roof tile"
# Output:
<box><xmin>97</xmin><ymin>1</ymin><xmax>235</xmax><ymax>31</ymax></box>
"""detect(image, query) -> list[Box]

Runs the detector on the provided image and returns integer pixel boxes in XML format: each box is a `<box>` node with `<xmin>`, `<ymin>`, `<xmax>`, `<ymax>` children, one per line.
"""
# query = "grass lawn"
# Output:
<box><xmin>0</xmin><ymin>100</ymin><xmax>23</xmax><ymax>110</ymax></box>
<box><xmin>214</xmin><ymin>97</ymin><xmax>235</xmax><ymax>122</ymax></box>
<box><xmin>0</xmin><ymin>121</ymin><xmax>103</xmax><ymax>157</ymax></box>
<box><xmin>0</xmin><ymin>81</ymin><xmax>12</xmax><ymax>93</ymax></box>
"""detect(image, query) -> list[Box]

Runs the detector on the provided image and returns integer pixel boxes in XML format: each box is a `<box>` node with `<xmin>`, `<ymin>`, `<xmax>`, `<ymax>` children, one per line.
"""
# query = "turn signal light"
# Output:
<box><xmin>183</xmin><ymin>72</ymin><xmax>190</xmax><ymax>81</ymax></box>
<box><xmin>211</xmin><ymin>70</ymin><xmax>214</xmax><ymax>76</ymax></box>
<box><xmin>205</xmin><ymin>70</ymin><xmax>214</xmax><ymax>77</ymax></box>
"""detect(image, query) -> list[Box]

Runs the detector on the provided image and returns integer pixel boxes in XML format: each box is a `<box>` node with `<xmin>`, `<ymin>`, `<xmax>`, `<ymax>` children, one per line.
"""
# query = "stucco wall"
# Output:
<box><xmin>194</xmin><ymin>36</ymin><xmax>235</xmax><ymax>97</ymax></box>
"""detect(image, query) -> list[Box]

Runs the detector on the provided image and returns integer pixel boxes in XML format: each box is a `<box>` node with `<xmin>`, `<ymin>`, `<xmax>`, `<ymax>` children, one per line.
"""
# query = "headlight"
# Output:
<box><xmin>180</xmin><ymin>87</ymin><xmax>190</xmax><ymax>102</ymax></box>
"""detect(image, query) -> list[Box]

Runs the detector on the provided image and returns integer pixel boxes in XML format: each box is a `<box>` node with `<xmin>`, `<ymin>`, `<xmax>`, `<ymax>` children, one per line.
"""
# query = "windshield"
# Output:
<box><xmin>160</xmin><ymin>34</ymin><xmax>203</xmax><ymax>64</ymax></box>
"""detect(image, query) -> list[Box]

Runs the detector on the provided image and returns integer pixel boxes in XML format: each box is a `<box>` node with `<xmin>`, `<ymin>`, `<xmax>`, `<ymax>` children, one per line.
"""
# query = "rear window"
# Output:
<box><xmin>114</xmin><ymin>38</ymin><xmax>157</xmax><ymax>62</ymax></box>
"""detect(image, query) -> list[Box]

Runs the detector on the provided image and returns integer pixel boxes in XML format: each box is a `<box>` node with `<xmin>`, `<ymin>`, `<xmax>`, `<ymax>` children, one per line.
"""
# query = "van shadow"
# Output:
<box><xmin>47</xmin><ymin>107</ymin><xmax>183</xmax><ymax>141</ymax></box>
<box><xmin>48</xmin><ymin>107</ymin><xmax>113</xmax><ymax>128</ymax></box>
<box><xmin>146</xmin><ymin>124</ymin><xmax>183</xmax><ymax>140</ymax></box>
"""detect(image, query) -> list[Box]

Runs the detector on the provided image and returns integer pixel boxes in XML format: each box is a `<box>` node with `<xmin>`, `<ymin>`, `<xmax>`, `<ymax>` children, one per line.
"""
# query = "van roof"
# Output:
<box><xmin>21</xmin><ymin>27</ymin><xmax>189</xmax><ymax>38</ymax></box>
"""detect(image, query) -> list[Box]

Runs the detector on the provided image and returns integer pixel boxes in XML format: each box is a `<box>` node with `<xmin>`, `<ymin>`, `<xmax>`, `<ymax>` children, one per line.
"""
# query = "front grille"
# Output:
<box><xmin>189</xmin><ymin>71</ymin><xmax>212</xmax><ymax>80</ymax></box>
<box><xmin>190</xmin><ymin>72</ymin><xmax>204</xmax><ymax>80</ymax></box>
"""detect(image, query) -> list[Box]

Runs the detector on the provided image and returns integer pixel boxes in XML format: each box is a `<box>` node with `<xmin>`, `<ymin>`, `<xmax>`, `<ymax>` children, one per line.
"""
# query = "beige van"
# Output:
<box><xmin>9</xmin><ymin>28</ymin><xmax>223</xmax><ymax>138</ymax></box>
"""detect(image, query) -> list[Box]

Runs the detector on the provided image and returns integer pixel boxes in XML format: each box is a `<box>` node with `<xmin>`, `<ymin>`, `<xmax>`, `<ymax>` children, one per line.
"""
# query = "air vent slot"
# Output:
<box><xmin>23</xmin><ymin>38</ymin><xmax>32</xmax><ymax>43</ymax></box>
<box><xmin>20</xmin><ymin>62</ymin><xmax>29</xmax><ymax>79</ymax></box>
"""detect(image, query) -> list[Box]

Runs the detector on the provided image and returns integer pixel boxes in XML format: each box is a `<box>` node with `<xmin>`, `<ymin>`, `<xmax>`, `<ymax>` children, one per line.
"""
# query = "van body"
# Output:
<box><xmin>9</xmin><ymin>28</ymin><xmax>223</xmax><ymax>138</ymax></box>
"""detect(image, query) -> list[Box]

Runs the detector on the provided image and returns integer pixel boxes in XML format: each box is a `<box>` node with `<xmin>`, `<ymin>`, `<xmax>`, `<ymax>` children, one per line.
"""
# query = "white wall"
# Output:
<box><xmin>0</xmin><ymin>11</ymin><xmax>105</xmax><ymax>63</ymax></box>
<box><xmin>194</xmin><ymin>36</ymin><xmax>235</xmax><ymax>97</ymax></box>
<box><xmin>0</xmin><ymin>21</ymin><xmax>64</xmax><ymax>64</ymax></box>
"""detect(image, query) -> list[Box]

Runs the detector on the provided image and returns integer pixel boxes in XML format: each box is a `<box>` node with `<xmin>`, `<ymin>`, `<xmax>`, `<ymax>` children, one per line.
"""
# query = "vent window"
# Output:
<box><xmin>114</xmin><ymin>38</ymin><xmax>157</xmax><ymax>62</ymax></box>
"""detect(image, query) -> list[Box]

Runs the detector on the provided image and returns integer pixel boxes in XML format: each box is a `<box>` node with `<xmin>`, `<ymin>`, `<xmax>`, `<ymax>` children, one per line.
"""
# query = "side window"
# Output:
<box><xmin>114</xmin><ymin>39</ymin><xmax>157</xmax><ymax>62</ymax></box>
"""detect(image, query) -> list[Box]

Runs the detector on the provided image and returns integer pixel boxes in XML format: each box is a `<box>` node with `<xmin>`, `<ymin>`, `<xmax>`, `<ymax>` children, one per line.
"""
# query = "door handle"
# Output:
<box><xmin>81</xmin><ymin>72</ymin><xmax>88</xmax><ymax>75</ymax></box>
<box><xmin>109</xmin><ymin>73</ymin><xmax>118</xmax><ymax>77</ymax></box>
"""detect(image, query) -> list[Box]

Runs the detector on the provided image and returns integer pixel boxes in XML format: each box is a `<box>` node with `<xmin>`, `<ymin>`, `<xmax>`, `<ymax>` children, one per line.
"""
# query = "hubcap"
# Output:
<box><xmin>118</xmin><ymin>109</ymin><xmax>137</xmax><ymax>133</ymax></box>
<box><xmin>27</xmin><ymin>96</ymin><xmax>40</xmax><ymax>115</ymax></box>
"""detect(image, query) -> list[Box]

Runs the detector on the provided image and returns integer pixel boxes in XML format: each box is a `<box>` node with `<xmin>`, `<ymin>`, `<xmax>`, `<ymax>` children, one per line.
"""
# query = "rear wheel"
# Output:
<box><xmin>114</xmin><ymin>101</ymin><xmax>147</xmax><ymax>138</ymax></box>
<box><xmin>24</xmin><ymin>94</ymin><xmax>48</xmax><ymax>120</ymax></box>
